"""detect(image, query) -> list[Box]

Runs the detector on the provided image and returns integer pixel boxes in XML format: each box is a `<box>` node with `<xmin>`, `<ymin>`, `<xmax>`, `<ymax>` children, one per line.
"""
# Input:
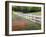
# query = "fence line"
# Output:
<box><xmin>13</xmin><ymin>12</ymin><xmax>41</xmax><ymax>24</ymax></box>
<box><xmin>31</xmin><ymin>16</ymin><xmax>41</xmax><ymax>24</ymax></box>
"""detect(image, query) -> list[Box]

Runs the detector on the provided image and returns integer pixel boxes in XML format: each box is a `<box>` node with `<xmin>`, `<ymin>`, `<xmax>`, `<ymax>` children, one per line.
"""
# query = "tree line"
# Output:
<box><xmin>12</xmin><ymin>6</ymin><xmax>41</xmax><ymax>13</ymax></box>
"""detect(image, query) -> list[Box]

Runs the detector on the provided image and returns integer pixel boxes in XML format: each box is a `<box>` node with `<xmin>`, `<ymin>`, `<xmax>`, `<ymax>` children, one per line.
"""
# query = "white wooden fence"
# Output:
<box><xmin>21</xmin><ymin>14</ymin><xmax>41</xmax><ymax>24</ymax></box>
<box><xmin>31</xmin><ymin>15</ymin><xmax>41</xmax><ymax>24</ymax></box>
<box><xmin>14</xmin><ymin>12</ymin><xmax>41</xmax><ymax>24</ymax></box>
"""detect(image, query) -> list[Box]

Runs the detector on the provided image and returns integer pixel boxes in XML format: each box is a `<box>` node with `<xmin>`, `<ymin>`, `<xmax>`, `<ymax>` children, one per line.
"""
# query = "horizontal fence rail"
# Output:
<box><xmin>13</xmin><ymin>12</ymin><xmax>41</xmax><ymax>24</ymax></box>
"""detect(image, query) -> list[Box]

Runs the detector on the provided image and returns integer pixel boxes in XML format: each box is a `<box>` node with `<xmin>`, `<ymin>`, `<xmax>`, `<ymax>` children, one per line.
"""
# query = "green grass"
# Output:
<box><xmin>13</xmin><ymin>11</ymin><xmax>41</xmax><ymax>15</ymax></box>
<box><xmin>31</xmin><ymin>12</ymin><xmax>41</xmax><ymax>15</ymax></box>
<box><xmin>27</xmin><ymin>12</ymin><xmax>41</xmax><ymax>15</ymax></box>
<box><xmin>24</xmin><ymin>21</ymin><xmax>41</xmax><ymax>30</ymax></box>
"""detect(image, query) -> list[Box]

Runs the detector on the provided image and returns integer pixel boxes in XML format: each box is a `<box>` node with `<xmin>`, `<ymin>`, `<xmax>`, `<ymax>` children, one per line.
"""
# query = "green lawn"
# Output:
<box><xmin>23</xmin><ymin>21</ymin><xmax>41</xmax><ymax>30</ymax></box>
<box><xmin>30</xmin><ymin>12</ymin><xmax>41</xmax><ymax>15</ymax></box>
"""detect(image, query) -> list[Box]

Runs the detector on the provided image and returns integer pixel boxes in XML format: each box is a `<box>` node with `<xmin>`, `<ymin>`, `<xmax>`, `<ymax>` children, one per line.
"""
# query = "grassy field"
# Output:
<box><xmin>12</xmin><ymin>11</ymin><xmax>41</xmax><ymax>31</ymax></box>
<box><xmin>13</xmin><ymin>11</ymin><xmax>41</xmax><ymax>15</ymax></box>
<box><xmin>29</xmin><ymin>12</ymin><xmax>41</xmax><ymax>15</ymax></box>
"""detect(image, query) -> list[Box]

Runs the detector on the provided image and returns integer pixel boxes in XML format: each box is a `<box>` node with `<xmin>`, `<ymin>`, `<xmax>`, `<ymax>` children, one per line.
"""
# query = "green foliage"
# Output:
<box><xmin>12</xmin><ymin>6</ymin><xmax>41</xmax><ymax>13</ymax></box>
